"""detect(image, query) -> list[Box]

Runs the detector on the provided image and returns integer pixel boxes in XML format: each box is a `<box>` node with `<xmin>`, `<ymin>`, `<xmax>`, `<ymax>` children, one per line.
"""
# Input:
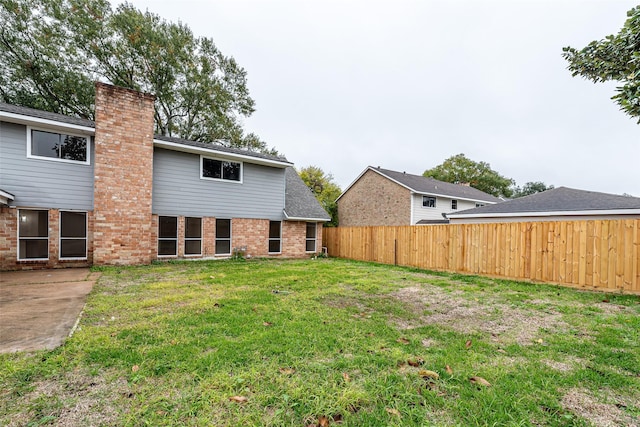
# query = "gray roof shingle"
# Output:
<box><xmin>448</xmin><ymin>187</ymin><xmax>640</xmax><ymax>216</ymax></box>
<box><xmin>154</xmin><ymin>135</ymin><xmax>290</xmax><ymax>164</ymax></box>
<box><xmin>373</xmin><ymin>167</ymin><xmax>501</xmax><ymax>203</ymax></box>
<box><xmin>0</xmin><ymin>102</ymin><xmax>95</xmax><ymax>128</ymax></box>
<box><xmin>0</xmin><ymin>102</ymin><xmax>290</xmax><ymax>164</ymax></box>
<box><xmin>284</xmin><ymin>167</ymin><xmax>331</xmax><ymax>221</ymax></box>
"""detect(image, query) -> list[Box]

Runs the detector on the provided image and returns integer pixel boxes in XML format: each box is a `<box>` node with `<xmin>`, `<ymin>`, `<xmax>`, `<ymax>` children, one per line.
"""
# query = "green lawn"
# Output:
<box><xmin>1</xmin><ymin>258</ymin><xmax>639</xmax><ymax>426</ymax></box>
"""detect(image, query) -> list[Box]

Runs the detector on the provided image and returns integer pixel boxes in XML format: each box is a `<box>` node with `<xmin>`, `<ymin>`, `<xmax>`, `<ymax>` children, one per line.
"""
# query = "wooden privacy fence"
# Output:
<box><xmin>323</xmin><ymin>220</ymin><xmax>640</xmax><ymax>294</ymax></box>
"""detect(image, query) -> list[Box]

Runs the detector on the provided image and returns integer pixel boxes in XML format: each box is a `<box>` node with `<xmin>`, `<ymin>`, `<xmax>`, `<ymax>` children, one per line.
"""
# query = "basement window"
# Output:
<box><xmin>28</xmin><ymin>128</ymin><xmax>89</xmax><ymax>164</ymax></box>
<box><xmin>18</xmin><ymin>209</ymin><xmax>48</xmax><ymax>260</ymax></box>
<box><xmin>201</xmin><ymin>157</ymin><xmax>242</xmax><ymax>182</ymax></box>
<box><xmin>422</xmin><ymin>196</ymin><xmax>436</xmax><ymax>208</ymax></box>
<box><xmin>60</xmin><ymin>211</ymin><xmax>87</xmax><ymax>259</ymax></box>
<box><xmin>158</xmin><ymin>216</ymin><xmax>178</xmax><ymax>256</ymax></box>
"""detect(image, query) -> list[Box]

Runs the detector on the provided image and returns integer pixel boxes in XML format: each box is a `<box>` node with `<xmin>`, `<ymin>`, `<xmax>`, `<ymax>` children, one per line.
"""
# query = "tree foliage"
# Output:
<box><xmin>423</xmin><ymin>154</ymin><xmax>515</xmax><ymax>198</ymax></box>
<box><xmin>512</xmin><ymin>181</ymin><xmax>554</xmax><ymax>198</ymax></box>
<box><xmin>0</xmin><ymin>0</ymin><xmax>275</xmax><ymax>153</ymax></box>
<box><xmin>562</xmin><ymin>6</ymin><xmax>640</xmax><ymax>122</ymax></box>
<box><xmin>298</xmin><ymin>166</ymin><xmax>341</xmax><ymax>227</ymax></box>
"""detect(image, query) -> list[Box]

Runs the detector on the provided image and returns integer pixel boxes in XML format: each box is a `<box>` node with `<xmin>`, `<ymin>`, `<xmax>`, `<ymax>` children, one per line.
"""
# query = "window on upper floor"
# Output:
<box><xmin>18</xmin><ymin>209</ymin><xmax>48</xmax><ymax>260</ymax></box>
<box><xmin>60</xmin><ymin>211</ymin><xmax>87</xmax><ymax>259</ymax></box>
<box><xmin>451</xmin><ymin>199</ymin><xmax>458</xmax><ymax>210</ymax></box>
<box><xmin>28</xmin><ymin>128</ymin><xmax>89</xmax><ymax>164</ymax></box>
<box><xmin>201</xmin><ymin>156</ymin><xmax>242</xmax><ymax>182</ymax></box>
<box><xmin>422</xmin><ymin>196</ymin><xmax>436</xmax><ymax>208</ymax></box>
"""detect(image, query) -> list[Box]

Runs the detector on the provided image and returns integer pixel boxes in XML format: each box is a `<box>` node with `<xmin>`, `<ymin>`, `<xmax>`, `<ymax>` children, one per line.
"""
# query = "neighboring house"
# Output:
<box><xmin>447</xmin><ymin>186</ymin><xmax>640</xmax><ymax>224</ymax></box>
<box><xmin>337</xmin><ymin>166</ymin><xmax>501</xmax><ymax>226</ymax></box>
<box><xmin>0</xmin><ymin>83</ymin><xmax>329</xmax><ymax>271</ymax></box>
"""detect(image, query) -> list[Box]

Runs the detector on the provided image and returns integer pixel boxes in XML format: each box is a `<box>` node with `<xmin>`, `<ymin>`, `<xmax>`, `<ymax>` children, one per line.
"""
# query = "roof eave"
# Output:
<box><xmin>448</xmin><ymin>208</ymin><xmax>640</xmax><ymax>219</ymax></box>
<box><xmin>0</xmin><ymin>110</ymin><xmax>95</xmax><ymax>134</ymax></box>
<box><xmin>283</xmin><ymin>210</ymin><xmax>330</xmax><ymax>222</ymax></box>
<box><xmin>153</xmin><ymin>139</ymin><xmax>293</xmax><ymax>168</ymax></box>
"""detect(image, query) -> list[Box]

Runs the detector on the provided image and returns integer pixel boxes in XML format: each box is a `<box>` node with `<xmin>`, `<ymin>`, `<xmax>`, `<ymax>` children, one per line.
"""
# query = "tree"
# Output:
<box><xmin>0</xmin><ymin>0</ymin><xmax>275</xmax><ymax>153</ymax></box>
<box><xmin>298</xmin><ymin>166</ymin><xmax>342</xmax><ymax>227</ymax></box>
<box><xmin>562</xmin><ymin>6</ymin><xmax>640</xmax><ymax>122</ymax></box>
<box><xmin>423</xmin><ymin>153</ymin><xmax>515</xmax><ymax>198</ymax></box>
<box><xmin>512</xmin><ymin>181</ymin><xmax>554</xmax><ymax>198</ymax></box>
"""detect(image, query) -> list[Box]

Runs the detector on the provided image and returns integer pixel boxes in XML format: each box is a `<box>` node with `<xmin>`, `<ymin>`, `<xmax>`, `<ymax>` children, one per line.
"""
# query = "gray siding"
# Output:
<box><xmin>0</xmin><ymin>121</ymin><xmax>94</xmax><ymax>210</ymax></box>
<box><xmin>152</xmin><ymin>148</ymin><xmax>285</xmax><ymax>219</ymax></box>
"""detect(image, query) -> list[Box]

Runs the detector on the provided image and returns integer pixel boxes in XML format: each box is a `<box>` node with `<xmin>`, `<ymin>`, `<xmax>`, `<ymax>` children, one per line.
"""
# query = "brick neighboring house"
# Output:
<box><xmin>337</xmin><ymin>166</ymin><xmax>501</xmax><ymax>226</ymax></box>
<box><xmin>0</xmin><ymin>83</ymin><xmax>329</xmax><ymax>270</ymax></box>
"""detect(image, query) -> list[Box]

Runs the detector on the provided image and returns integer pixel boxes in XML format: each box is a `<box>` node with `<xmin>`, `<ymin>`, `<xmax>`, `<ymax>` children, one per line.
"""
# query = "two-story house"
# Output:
<box><xmin>0</xmin><ymin>83</ymin><xmax>329</xmax><ymax>270</ymax></box>
<box><xmin>337</xmin><ymin>166</ymin><xmax>501</xmax><ymax>226</ymax></box>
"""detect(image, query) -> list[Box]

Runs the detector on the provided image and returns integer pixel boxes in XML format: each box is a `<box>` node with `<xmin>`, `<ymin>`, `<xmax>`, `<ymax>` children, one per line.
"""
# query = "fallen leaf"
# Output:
<box><xmin>317</xmin><ymin>415</ymin><xmax>330</xmax><ymax>426</ymax></box>
<box><xmin>279</xmin><ymin>367</ymin><xmax>295</xmax><ymax>375</ymax></box>
<box><xmin>342</xmin><ymin>372</ymin><xmax>350</xmax><ymax>382</ymax></box>
<box><xmin>469</xmin><ymin>376</ymin><xmax>491</xmax><ymax>387</ymax></box>
<box><xmin>465</xmin><ymin>339</ymin><xmax>472</xmax><ymax>349</ymax></box>
<box><xmin>536</xmin><ymin>338</ymin><xmax>544</xmax><ymax>344</ymax></box>
<box><xmin>407</xmin><ymin>358</ymin><xmax>424</xmax><ymax>367</ymax></box>
<box><xmin>602</xmin><ymin>299</ymin><xmax>609</xmax><ymax>303</ymax></box>
<box><xmin>385</xmin><ymin>408</ymin><xmax>401</xmax><ymax>416</ymax></box>
<box><xmin>263</xmin><ymin>322</ymin><xmax>272</xmax><ymax>326</ymax></box>
<box><xmin>131</xmin><ymin>365</ymin><xmax>139</xmax><ymax>373</ymax></box>
<box><xmin>419</xmin><ymin>370</ymin><xmax>440</xmax><ymax>380</ymax></box>
<box><xmin>228</xmin><ymin>396</ymin><xmax>248</xmax><ymax>403</ymax></box>
<box><xmin>497</xmin><ymin>349</ymin><xmax>507</xmax><ymax>354</ymax></box>
<box><xmin>397</xmin><ymin>337</ymin><xmax>410</xmax><ymax>344</ymax></box>
<box><xmin>445</xmin><ymin>365</ymin><xmax>453</xmax><ymax>375</ymax></box>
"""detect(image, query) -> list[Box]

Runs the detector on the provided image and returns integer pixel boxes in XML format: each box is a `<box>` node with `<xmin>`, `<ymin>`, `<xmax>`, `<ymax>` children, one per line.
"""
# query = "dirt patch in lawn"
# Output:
<box><xmin>561</xmin><ymin>388</ymin><xmax>640</xmax><ymax>427</ymax></box>
<box><xmin>389</xmin><ymin>285</ymin><xmax>568</xmax><ymax>346</ymax></box>
<box><xmin>542</xmin><ymin>356</ymin><xmax>588</xmax><ymax>373</ymax></box>
<box><xmin>5</xmin><ymin>368</ymin><xmax>128</xmax><ymax>427</ymax></box>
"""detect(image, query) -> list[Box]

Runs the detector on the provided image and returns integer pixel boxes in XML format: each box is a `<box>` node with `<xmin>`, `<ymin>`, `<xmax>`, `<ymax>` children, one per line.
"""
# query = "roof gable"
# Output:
<box><xmin>337</xmin><ymin>166</ymin><xmax>501</xmax><ymax>203</ymax></box>
<box><xmin>448</xmin><ymin>187</ymin><xmax>640</xmax><ymax>217</ymax></box>
<box><xmin>284</xmin><ymin>167</ymin><xmax>331</xmax><ymax>221</ymax></box>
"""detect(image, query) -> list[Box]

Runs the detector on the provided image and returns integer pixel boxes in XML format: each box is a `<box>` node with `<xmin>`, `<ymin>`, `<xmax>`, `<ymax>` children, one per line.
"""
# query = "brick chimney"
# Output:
<box><xmin>92</xmin><ymin>82</ymin><xmax>156</xmax><ymax>265</ymax></box>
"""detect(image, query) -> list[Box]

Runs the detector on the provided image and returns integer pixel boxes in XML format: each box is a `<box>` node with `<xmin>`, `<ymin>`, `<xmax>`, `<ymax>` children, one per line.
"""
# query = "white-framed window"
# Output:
<box><xmin>215</xmin><ymin>219</ymin><xmax>232</xmax><ymax>255</ymax></box>
<box><xmin>268</xmin><ymin>221</ymin><xmax>281</xmax><ymax>253</ymax></box>
<box><xmin>200</xmin><ymin>156</ymin><xmax>242</xmax><ymax>183</ymax></box>
<box><xmin>305</xmin><ymin>222</ymin><xmax>317</xmax><ymax>253</ymax></box>
<box><xmin>158</xmin><ymin>216</ymin><xmax>178</xmax><ymax>257</ymax></box>
<box><xmin>184</xmin><ymin>217</ymin><xmax>202</xmax><ymax>256</ymax></box>
<box><xmin>423</xmin><ymin>196</ymin><xmax>436</xmax><ymax>208</ymax></box>
<box><xmin>451</xmin><ymin>199</ymin><xmax>458</xmax><ymax>210</ymax></box>
<box><xmin>18</xmin><ymin>209</ymin><xmax>49</xmax><ymax>260</ymax></box>
<box><xmin>27</xmin><ymin>127</ymin><xmax>90</xmax><ymax>165</ymax></box>
<box><xmin>476</xmin><ymin>202</ymin><xmax>486</xmax><ymax>208</ymax></box>
<box><xmin>59</xmin><ymin>211</ymin><xmax>87</xmax><ymax>260</ymax></box>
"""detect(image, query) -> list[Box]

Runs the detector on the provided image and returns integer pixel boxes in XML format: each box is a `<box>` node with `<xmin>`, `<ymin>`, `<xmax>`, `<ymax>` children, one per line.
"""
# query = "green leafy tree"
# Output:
<box><xmin>423</xmin><ymin>153</ymin><xmax>515</xmax><ymax>198</ymax></box>
<box><xmin>562</xmin><ymin>6</ymin><xmax>640</xmax><ymax>122</ymax></box>
<box><xmin>298</xmin><ymin>166</ymin><xmax>342</xmax><ymax>227</ymax></box>
<box><xmin>0</xmin><ymin>0</ymin><xmax>275</xmax><ymax>153</ymax></box>
<box><xmin>512</xmin><ymin>181</ymin><xmax>554</xmax><ymax>198</ymax></box>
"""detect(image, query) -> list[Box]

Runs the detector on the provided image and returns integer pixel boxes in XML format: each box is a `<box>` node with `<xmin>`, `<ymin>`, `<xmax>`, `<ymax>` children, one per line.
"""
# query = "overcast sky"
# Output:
<box><xmin>113</xmin><ymin>0</ymin><xmax>639</xmax><ymax>196</ymax></box>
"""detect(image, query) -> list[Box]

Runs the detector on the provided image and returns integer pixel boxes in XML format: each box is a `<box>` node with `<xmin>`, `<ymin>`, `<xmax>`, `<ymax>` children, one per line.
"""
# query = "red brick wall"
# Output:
<box><xmin>0</xmin><ymin>207</ymin><xmax>93</xmax><ymax>270</ymax></box>
<box><xmin>338</xmin><ymin>169</ymin><xmax>411</xmax><ymax>226</ymax></box>
<box><xmin>92</xmin><ymin>83</ymin><xmax>156</xmax><ymax>266</ymax></box>
<box><xmin>144</xmin><ymin>216</ymin><xmax>323</xmax><ymax>261</ymax></box>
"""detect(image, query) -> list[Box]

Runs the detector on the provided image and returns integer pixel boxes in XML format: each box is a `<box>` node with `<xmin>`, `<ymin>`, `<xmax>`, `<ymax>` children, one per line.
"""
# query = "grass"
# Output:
<box><xmin>0</xmin><ymin>258</ymin><xmax>639</xmax><ymax>426</ymax></box>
